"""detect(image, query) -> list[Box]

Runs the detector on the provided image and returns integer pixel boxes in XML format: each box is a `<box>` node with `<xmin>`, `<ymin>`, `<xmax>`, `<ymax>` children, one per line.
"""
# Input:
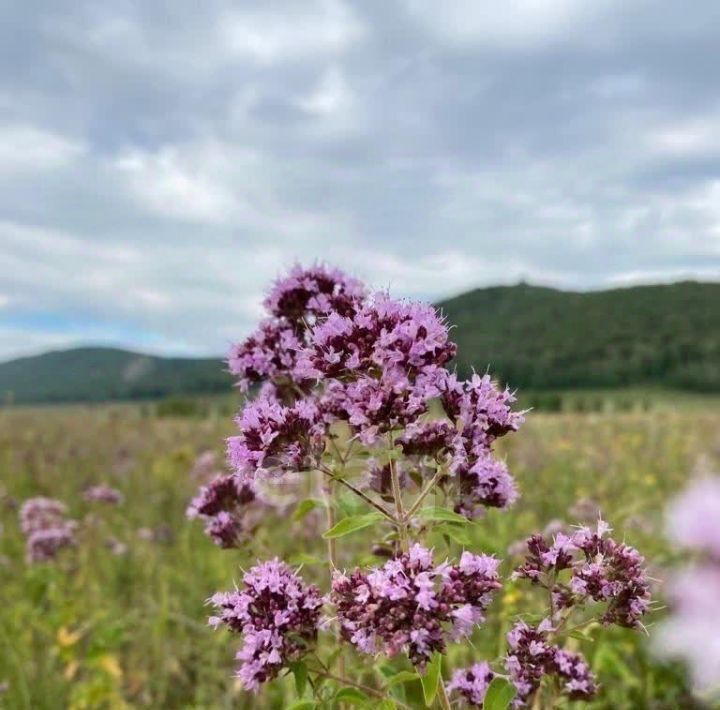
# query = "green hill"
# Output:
<box><xmin>0</xmin><ymin>347</ymin><xmax>231</xmax><ymax>404</ymax></box>
<box><xmin>1</xmin><ymin>281</ymin><xmax>718</xmax><ymax>404</ymax></box>
<box><xmin>438</xmin><ymin>280</ymin><xmax>720</xmax><ymax>391</ymax></box>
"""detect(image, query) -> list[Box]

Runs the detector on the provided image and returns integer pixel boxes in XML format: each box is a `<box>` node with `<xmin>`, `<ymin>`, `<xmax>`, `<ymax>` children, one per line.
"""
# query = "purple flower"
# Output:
<box><xmin>505</xmin><ymin>621</ymin><xmax>596</xmax><ymax>706</ymax></box>
<box><xmin>227</xmin><ymin>395</ymin><xmax>326</xmax><ymax>479</ymax></box>
<box><xmin>442</xmin><ymin>373</ymin><xmax>524</xmax><ymax>458</ymax></box>
<box><xmin>512</xmin><ymin>521</ymin><xmax>651</xmax><ymax>630</ymax></box>
<box><xmin>209</xmin><ymin>560</ymin><xmax>323</xmax><ymax>692</ymax></box>
<box><xmin>655</xmin><ymin>476</ymin><xmax>720</xmax><ymax>695</ymax></box>
<box><xmin>300</xmin><ymin>295</ymin><xmax>456</xmax><ymax>381</ymax></box>
<box><xmin>655</xmin><ymin>566</ymin><xmax>720</xmax><ymax>694</ymax></box>
<box><xmin>19</xmin><ymin>497</ymin><xmax>68</xmax><ymax>535</ymax></box>
<box><xmin>263</xmin><ymin>263</ymin><xmax>365</xmax><ymax>322</ymax></box>
<box><xmin>20</xmin><ymin>497</ymin><xmax>77</xmax><ymax>564</ymax></box>
<box><xmin>666</xmin><ymin>476</ymin><xmax>720</xmax><ymax>559</ymax></box>
<box><xmin>187</xmin><ymin>474</ymin><xmax>257</xmax><ymax>548</ymax></box>
<box><xmin>452</xmin><ymin>455</ymin><xmax>519</xmax><ymax>518</ymax></box>
<box><xmin>397</xmin><ymin>421</ymin><xmax>458</xmax><ymax>458</ymax></box>
<box><xmin>83</xmin><ymin>484</ymin><xmax>123</xmax><ymax>505</ymax></box>
<box><xmin>447</xmin><ymin>662</ymin><xmax>496</xmax><ymax>706</ymax></box>
<box><xmin>330</xmin><ymin>544</ymin><xmax>500</xmax><ymax>667</ymax></box>
<box><xmin>228</xmin><ymin>319</ymin><xmax>307</xmax><ymax>393</ymax></box>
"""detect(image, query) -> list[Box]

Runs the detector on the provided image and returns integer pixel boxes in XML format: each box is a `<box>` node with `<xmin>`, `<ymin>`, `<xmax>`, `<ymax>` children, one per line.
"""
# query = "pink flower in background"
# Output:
<box><xmin>667</xmin><ymin>476</ymin><xmax>720</xmax><ymax>559</ymax></box>
<box><xmin>83</xmin><ymin>484</ymin><xmax>123</xmax><ymax>505</ymax></box>
<box><xmin>19</xmin><ymin>497</ymin><xmax>77</xmax><ymax>564</ymax></box>
<box><xmin>656</xmin><ymin>476</ymin><xmax>720</xmax><ymax>696</ymax></box>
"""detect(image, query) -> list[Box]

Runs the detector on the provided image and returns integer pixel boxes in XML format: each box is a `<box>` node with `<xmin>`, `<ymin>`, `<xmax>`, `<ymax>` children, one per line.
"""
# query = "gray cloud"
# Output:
<box><xmin>0</xmin><ymin>0</ymin><xmax>718</xmax><ymax>360</ymax></box>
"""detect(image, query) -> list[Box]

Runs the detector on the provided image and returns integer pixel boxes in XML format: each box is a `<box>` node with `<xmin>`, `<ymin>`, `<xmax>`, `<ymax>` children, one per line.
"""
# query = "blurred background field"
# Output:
<box><xmin>1</xmin><ymin>396</ymin><xmax>718</xmax><ymax>709</ymax></box>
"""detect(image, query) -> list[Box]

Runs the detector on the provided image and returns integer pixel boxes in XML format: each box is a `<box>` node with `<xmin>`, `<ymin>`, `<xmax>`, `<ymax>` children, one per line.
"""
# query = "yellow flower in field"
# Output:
<box><xmin>57</xmin><ymin>626</ymin><xmax>82</xmax><ymax>647</ymax></box>
<box><xmin>502</xmin><ymin>590</ymin><xmax>521</xmax><ymax>607</ymax></box>
<box><xmin>98</xmin><ymin>654</ymin><xmax>123</xmax><ymax>680</ymax></box>
<box><xmin>64</xmin><ymin>660</ymin><xmax>79</xmax><ymax>680</ymax></box>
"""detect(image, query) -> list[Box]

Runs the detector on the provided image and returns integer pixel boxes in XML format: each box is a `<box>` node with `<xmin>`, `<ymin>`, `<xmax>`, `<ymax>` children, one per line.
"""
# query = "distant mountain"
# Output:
<box><xmin>438</xmin><ymin>280</ymin><xmax>720</xmax><ymax>391</ymax></box>
<box><xmin>0</xmin><ymin>347</ymin><xmax>231</xmax><ymax>404</ymax></box>
<box><xmin>1</xmin><ymin>281</ymin><xmax>718</xmax><ymax>404</ymax></box>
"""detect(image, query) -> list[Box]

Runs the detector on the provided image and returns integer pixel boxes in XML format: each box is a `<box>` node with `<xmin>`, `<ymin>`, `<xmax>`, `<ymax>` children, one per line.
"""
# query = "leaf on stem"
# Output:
<box><xmin>420</xmin><ymin>652</ymin><xmax>441</xmax><ymax>707</ymax></box>
<box><xmin>483</xmin><ymin>677</ymin><xmax>517</xmax><ymax>710</ymax></box>
<box><xmin>322</xmin><ymin>513</ymin><xmax>385</xmax><ymax>539</ymax></box>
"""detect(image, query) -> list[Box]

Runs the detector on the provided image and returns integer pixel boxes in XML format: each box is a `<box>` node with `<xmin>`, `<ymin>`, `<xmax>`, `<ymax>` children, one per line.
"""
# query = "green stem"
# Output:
<box><xmin>388</xmin><ymin>436</ymin><xmax>409</xmax><ymax>553</ymax></box>
<box><xmin>405</xmin><ymin>466</ymin><xmax>445</xmax><ymax>520</ymax></box>
<box><xmin>437</xmin><ymin>676</ymin><xmax>453</xmax><ymax>710</ymax></box>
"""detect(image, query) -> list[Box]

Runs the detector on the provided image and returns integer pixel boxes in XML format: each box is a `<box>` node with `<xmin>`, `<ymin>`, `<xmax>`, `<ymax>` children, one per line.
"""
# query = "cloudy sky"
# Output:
<box><xmin>1</xmin><ymin>0</ymin><xmax>719</xmax><ymax>361</ymax></box>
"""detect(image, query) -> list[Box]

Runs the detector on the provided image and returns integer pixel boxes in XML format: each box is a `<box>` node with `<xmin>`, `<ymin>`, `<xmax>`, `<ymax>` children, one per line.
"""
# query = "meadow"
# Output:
<box><xmin>1</xmin><ymin>400</ymin><xmax>719</xmax><ymax>709</ymax></box>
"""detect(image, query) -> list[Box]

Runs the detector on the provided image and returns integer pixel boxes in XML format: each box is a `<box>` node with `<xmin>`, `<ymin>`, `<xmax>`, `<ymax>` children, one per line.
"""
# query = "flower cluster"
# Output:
<box><xmin>187</xmin><ymin>474</ymin><xmax>257</xmax><ymax>548</ymax></box>
<box><xmin>655</xmin><ymin>476</ymin><xmax>720</xmax><ymax>694</ymax></box>
<box><xmin>227</xmin><ymin>395</ymin><xmax>326</xmax><ymax>480</ymax></box>
<box><xmin>452</xmin><ymin>457</ymin><xmax>519</xmax><ymax>519</ymax></box>
<box><xmin>19</xmin><ymin>497</ymin><xmax>77</xmax><ymax>564</ymax></box>
<box><xmin>228</xmin><ymin>264</ymin><xmax>366</xmax><ymax>392</ymax></box>
<box><xmin>330</xmin><ymin>544</ymin><xmax>500</xmax><ymax>667</ymax></box>
<box><xmin>505</xmin><ymin>620</ymin><xmax>597</xmax><ymax>706</ymax></box>
<box><xmin>83</xmin><ymin>484</ymin><xmax>123</xmax><ymax>505</ymax></box>
<box><xmin>209</xmin><ymin>560</ymin><xmax>323</xmax><ymax>691</ymax></box>
<box><xmin>447</xmin><ymin>662</ymin><xmax>496</xmax><ymax>707</ymax></box>
<box><xmin>513</xmin><ymin>520</ymin><xmax>650</xmax><ymax>629</ymax></box>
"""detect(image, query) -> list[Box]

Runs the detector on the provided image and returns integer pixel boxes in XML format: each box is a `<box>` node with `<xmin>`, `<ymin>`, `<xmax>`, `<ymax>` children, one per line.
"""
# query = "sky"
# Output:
<box><xmin>1</xmin><ymin>0</ymin><xmax>719</xmax><ymax>362</ymax></box>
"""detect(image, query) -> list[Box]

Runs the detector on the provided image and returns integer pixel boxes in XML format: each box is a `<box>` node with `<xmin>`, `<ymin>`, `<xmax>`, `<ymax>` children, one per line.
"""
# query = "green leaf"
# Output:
<box><xmin>434</xmin><ymin>522</ymin><xmax>472</xmax><ymax>546</ymax></box>
<box><xmin>293</xmin><ymin>498</ymin><xmax>322</xmax><ymax>521</ymax></box>
<box><xmin>483</xmin><ymin>677</ymin><xmax>517</xmax><ymax>710</ymax></box>
<box><xmin>289</xmin><ymin>661</ymin><xmax>308</xmax><ymax>698</ymax></box>
<box><xmin>420</xmin><ymin>653</ymin><xmax>441</xmax><ymax>707</ymax></box>
<box><xmin>335</xmin><ymin>687</ymin><xmax>371</xmax><ymax>705</ymax></box>
<box><xmin>286</xmin><ymin>701</ymin><xmax>316</xmax><ymax>710</ymax></box>
<box><xmin>377</xmin><ymin>701</ymin><xmax>397</xmax><ymax>710</ymax></box>
<box><xmin>322</xmin><ymin>513</ymin><xmax>385</xmax><ymax>539</ymax></box>
<box><xmin>418</xmin><ymin>506</ymin><xmax>470</xmax><ymax>525</ymax></box>
<box><xmin>385</xmin><ymin>670</ymin><xmax>420</xmax><ymax>687</ymax></box>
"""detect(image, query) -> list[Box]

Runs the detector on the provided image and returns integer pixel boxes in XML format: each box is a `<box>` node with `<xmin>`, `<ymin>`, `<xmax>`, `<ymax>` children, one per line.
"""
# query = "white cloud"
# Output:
<box><xmin>219</xmin><ymin>0</ymin><xmax>364</xmax><ymax>63</ymax></box>
<box><xmin>0</xmin><ymin>124</ymin><xmax>84</xmax><ymax>173</ymax></box>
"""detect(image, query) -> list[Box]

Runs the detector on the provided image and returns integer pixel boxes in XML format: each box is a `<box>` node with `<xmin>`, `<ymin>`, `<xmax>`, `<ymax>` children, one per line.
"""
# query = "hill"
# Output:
<box><xmin>438</xmin><ymin>280</ymin><xmax>720</xmax><ymax>391</ymax></box>
<box><xmin>0</xmin><ymin>347</ymin><xmax>231</xmax><ymax>404</ymax></box>
<box><xmin>1</xmin><ymin>281</ymin><xmax>718</xmax><ymax>404</ymax></box>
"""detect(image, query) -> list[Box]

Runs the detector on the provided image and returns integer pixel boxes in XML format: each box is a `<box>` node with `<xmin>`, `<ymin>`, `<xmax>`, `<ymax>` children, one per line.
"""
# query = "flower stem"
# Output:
<box><xmin>437</xmin><ymin>676</ymin><xmax>453</xmax><ymax>710</ymax></box>
<box><xmin>388</xmin><ymin>436</ymin><xmax>409</xmax><ymax>553</ymax></box>
<box><xmin>405</xmin><ymin>466</ymin><xmax>445</xmax><ymax>520</ymax></box>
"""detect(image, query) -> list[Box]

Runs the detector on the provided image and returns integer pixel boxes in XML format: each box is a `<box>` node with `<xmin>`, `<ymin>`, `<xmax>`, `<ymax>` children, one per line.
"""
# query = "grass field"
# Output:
<box><xmin>1</xmin><ymin>402</ymin><xmax>718</xmax><ymax>708</ymax></box>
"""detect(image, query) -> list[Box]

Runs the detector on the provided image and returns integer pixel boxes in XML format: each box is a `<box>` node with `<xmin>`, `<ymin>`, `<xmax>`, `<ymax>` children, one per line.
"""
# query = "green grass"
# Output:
<box><xmin>0</xmin><ymin>404</ymin><xmax>717</xmax><ymax>708</ymax></box>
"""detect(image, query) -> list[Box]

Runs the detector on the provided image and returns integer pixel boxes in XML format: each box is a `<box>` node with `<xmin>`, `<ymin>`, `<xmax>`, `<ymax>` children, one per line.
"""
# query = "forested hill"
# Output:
<box><xmin>437</xmin><ymin>281</ymin><xmax>720</xmax><ymax>391</ymax></box>
<box><xmin>0</xmin><ymin>281</ymin><xmax>718</xmax><ymax>403</ymax></box>
<box><xmin>0</xmin><ymin>347</ymin><xmax>231</xmax><ymax>404</ymax></box>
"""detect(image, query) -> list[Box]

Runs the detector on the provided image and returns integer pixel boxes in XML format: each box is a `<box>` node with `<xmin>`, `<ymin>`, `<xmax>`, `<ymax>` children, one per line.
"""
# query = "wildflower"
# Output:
<box><xmin>505</xmin><ymin>621</ymin><xmax>596</xmax><ymax>706</ymax></box>
<box><xmin>512</xmin><ymin>521</ymin><xmax>650</xmax><ymax>629</ymax></box>
<box><xmin>209</xmin><ymin>560</ymin><xmax>323</xmax><ymax>692</ymax></box>
<box><xmin>25</xmin><ymin>524</ymin><xmax>77</xmax><ymax>564</ymax></box>
<box><xmin>19</xmin><ymin>497</ymin><xmax>78</xmax><ymax>564</ymax></box>
<box><xmin>19</xmin><ymin>497</ymin><xmax>68</xmax><ymax>536</ymax></box>
<box><xmin>330</xmin><ymin>545</ymin><xmax>500</xmax><ymax>667</ymax></box>
<box><xmin>227</xmin><ymin>395</ymin><xmax>326</xmax><ymax>479</ymax></box>
<box><xmin>666</xmin><ymin>476</ymin><xmax>720</xmax><ymax>559</ymax></box>
<box><xmin>655</xmin><ymin>476</ymin><xmax>720</xmax><ymax>694</ymax></box>
<box><xmin>451</xmin><ymin>455</ymin><xmax>519</xmax><ymax>518</ymax></box>
<box><xmin>447</xmin><ymin>662</ymin><xmax>496</xmax><ymax>706</ymax></box>
<box><xmin>442</xmin><ymin>373</ymin><xmax>525</xmax><ymax>459</ymax></box>
<box><xmin>263</xmin><ymin>263</ymin><xmax>366</xmax><ymax>322</ymax></box>
<box><xmin>83</xmin><ymin>484</ymin><xmax>123</xmax><ymax>505</ymax></box>
<box><xmin>186</xmin><ymin>474</ymin><xmax>257</xmax><ymax>548</ymax></box>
